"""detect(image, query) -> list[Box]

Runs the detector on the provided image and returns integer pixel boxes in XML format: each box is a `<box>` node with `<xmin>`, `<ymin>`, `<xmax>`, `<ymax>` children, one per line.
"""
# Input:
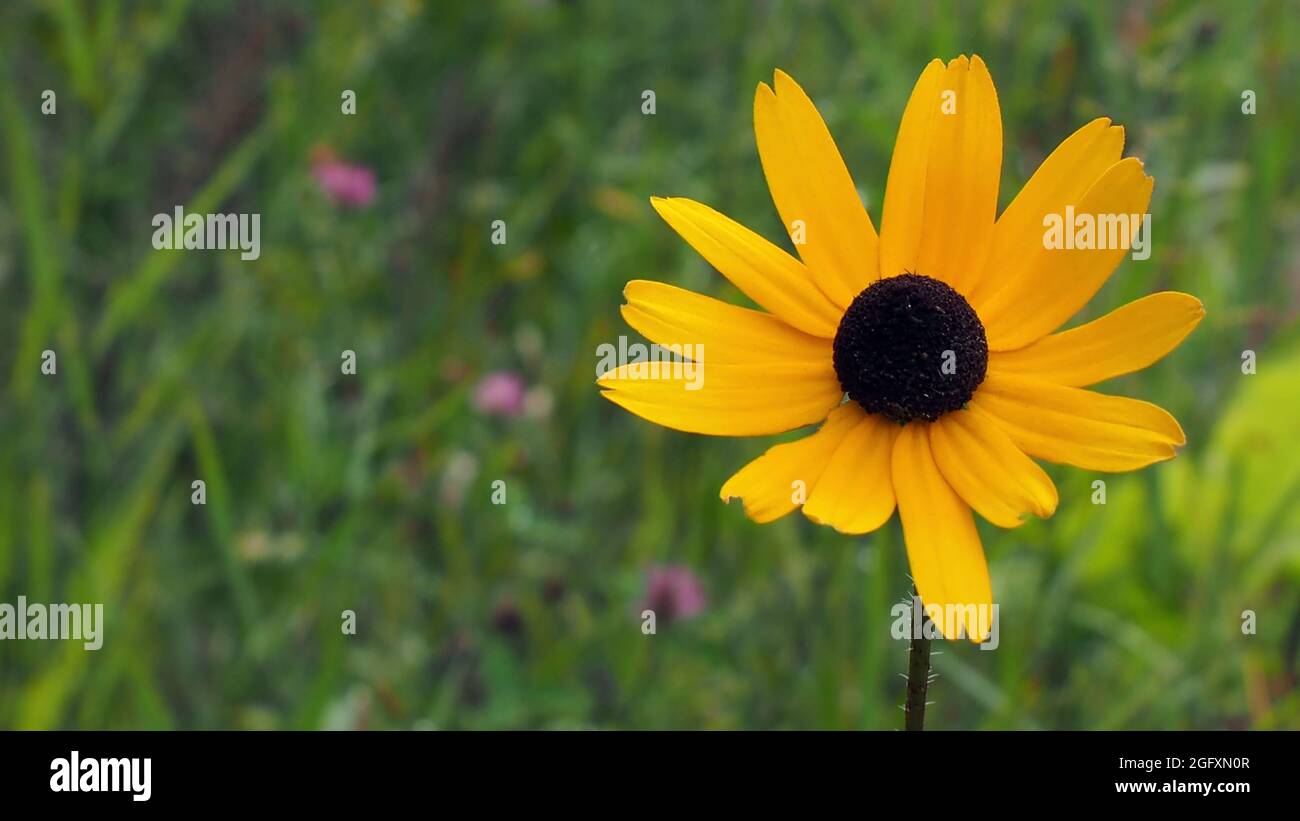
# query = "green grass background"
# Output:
<box><xmin>1</xmin><ymin>0</ymin><xmax>1297</xmax><ymax>729</ymax></box>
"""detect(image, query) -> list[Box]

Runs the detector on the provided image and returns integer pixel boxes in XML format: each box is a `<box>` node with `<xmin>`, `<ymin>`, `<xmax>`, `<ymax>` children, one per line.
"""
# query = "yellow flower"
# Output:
<box><xmin>598</xmin><ymin>56</ymin><xmax>1204</xmax><ymax>642</ymax></box>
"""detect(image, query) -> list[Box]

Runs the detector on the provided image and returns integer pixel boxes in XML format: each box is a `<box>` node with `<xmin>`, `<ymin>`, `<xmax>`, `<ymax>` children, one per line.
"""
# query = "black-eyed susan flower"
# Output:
<box><xmin>598</xmin><ymin>56</ymin><xmax>1203</xmax><ymax>642</ymax></box>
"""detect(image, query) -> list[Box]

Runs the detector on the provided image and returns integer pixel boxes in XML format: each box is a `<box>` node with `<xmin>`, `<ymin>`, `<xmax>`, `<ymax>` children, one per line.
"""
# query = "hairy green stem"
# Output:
<box><xmin>904</xmin><ymin>594</ymin><xmax>932</xmax><ymax>731</ymax></box>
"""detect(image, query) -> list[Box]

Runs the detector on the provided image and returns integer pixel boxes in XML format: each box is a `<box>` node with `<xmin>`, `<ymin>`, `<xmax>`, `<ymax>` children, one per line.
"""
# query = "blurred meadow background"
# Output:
<box><xmin>1</xmin><ymin>0</ymin><xmax>1298</xmax><ymax>730</ymax></box>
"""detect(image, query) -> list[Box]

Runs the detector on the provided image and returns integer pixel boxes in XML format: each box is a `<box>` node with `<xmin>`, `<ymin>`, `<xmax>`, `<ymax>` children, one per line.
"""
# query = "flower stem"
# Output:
<box><xmin>904</xmin><ymin>592</ymin><xmax>932</xmax><ymax>731</ymax></box>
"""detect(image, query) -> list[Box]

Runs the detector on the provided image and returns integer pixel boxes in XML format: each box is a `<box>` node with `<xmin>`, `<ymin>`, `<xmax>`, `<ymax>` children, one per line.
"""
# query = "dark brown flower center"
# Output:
<box><xmin>832</xmin><ymin>273</ymin><xmax>988</xmax><ymax>424</ymax></box>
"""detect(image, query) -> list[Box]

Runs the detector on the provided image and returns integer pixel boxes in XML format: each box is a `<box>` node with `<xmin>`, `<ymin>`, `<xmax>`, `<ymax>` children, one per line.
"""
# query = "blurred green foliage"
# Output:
<box><xmin>0</xmin><ymin>0</ymin><xmax>1297</xmax><ymax>729</ymax></box>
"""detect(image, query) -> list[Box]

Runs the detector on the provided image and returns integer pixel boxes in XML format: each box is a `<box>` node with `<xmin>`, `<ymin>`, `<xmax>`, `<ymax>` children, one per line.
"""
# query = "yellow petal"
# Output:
<box><xmin>879</xmin><ymin>58</ymin><xmax>946</xmax><ymax>280</ymax></box>
<box><xmin>891</xmin><ymin>423</ymin><xmax>993</xmax><ymax>643</ymax></box>
<box><xmin>913</xmin><ymin>55</ymin><xmax>1003</xmax><ymax>297</ymax></box>
<box><xmin>620</xmin><ymin>279</ymin><xmax>832</xmax><ymax>366</ymax></box>
<box><xmin>976</xmin><ymin>158</ymin><xmax>1155</xmax><ymax>350</ymax></box>
<box><xmin>930</xmin><ymin>407</ymin><xmax>1058</xmax><ymax>529</ymax></box>
<box><xmin>971</xmin><ymin>370</ymin><xmax>1186</xmax><ymax>472</ymax></box>
<box><xmin>989</xmin><ymin>292</ymin><xmax>1205</xmax><ymax>387</ymax></box>
<box><xmin>720</xmin><ymin>403</ymin><xmax>862</xmax><ymax>523</ymax></box>
<box><xmin>650</xmin><ymin>197</ymin><xmax>844</xmax><ymax>337</ymax></box>
<box><xmin>968</xmin><ymin>117</ymin><xmax>1125</xmax><ymax>309</ymax></box>
<box><xmin>598</xmin><ymin>361</ymin><xmax>841</xmax><ymax>437</ymax></box>
<box><xmin>753</xmin><ymin>71</ymin><xmax>879</xmax><ymax>308</ymax></box>
<box><xmin>801</xmin><ymin>409</ymin><xmax>899</xmax><ymax>534</ymax></box>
